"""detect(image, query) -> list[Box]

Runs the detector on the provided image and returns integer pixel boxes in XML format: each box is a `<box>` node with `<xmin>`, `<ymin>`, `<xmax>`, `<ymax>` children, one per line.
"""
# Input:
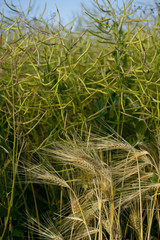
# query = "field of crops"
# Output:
<box><xmin>0</xmin><ymin>0</ymin><xmax>160</xmax><ymax>239</ymax></box>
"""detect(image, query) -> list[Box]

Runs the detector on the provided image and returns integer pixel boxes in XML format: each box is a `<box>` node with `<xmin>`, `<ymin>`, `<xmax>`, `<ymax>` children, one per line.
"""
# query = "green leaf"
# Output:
<box><xmin>0</xmin><ymin>204</ymin><xmax>8</xmax><ymax>217</ymax></box>
<box><xmin>136</xmin><ymin>121</ymin><xmax>146</xmax><ymax>136</ymax></box>
<box><xmin>152</xmin><ymin>172</ymin><xmax>158</xmax><ymax>183</ymax></box>
<box><xmin>12</xmin><ymin>229</ymin><xmax>24</xmax><ymax>238</ymax></box>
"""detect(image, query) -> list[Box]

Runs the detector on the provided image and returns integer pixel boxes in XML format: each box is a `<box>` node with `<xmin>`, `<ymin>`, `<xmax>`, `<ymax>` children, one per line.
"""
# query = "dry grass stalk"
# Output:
<box><xmin>23</xmin><ymin>132</ymin><xmax>160</xmax><ymax>239</ymax></box>
<box><xmin>26</xmin><ymin>163</ymin><xmax>69</xmax><ymax>188</ymax></box>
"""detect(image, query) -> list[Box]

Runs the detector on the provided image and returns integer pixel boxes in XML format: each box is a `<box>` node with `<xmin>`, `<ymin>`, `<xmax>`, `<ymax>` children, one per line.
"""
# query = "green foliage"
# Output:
<box><xmin>0</xmin><ymin>0</ymin><xmax>160</xmax><ymax>239</ymax></box>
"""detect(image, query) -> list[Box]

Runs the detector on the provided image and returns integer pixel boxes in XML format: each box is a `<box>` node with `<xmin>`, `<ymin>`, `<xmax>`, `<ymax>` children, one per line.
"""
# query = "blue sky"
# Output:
<box><xmin>1</xmin><ymin>0</ymin><xmax>95</xmax><ymax>25</ymax></box>
<box><xmin>1</xmin><ymin>0</ymin><xmax>155</xmax><ymax>25</ymax></box>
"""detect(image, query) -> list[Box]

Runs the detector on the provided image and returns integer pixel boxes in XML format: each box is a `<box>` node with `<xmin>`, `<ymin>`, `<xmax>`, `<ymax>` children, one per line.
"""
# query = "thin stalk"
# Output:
<box><xmin>0</xmin><ymin>59</ymin><xmax>17</xmax><ymax>240</ymax></box>
<box><xmin>136</xmin><ymin>156</ymin><xmax>143</xmax><ymax>240</ymax></box>
<box><xmin>110</xmin><ymin>180</ymin><xmax>114</xmax><ymax>240</ymax></box>
<box><xmin>146</xmin><ymin>178</ymin><xmax>159</xmax><ymax>240</ymax></box>
<box><xmin>30</xmin><ymin>183</ymin><xmax>41</xmax><ymax>234</ymax></box>
<box><xmin>69</xmin><ymin>187</ymin><xmax>92</xmax><ymax>240</ymax></box>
